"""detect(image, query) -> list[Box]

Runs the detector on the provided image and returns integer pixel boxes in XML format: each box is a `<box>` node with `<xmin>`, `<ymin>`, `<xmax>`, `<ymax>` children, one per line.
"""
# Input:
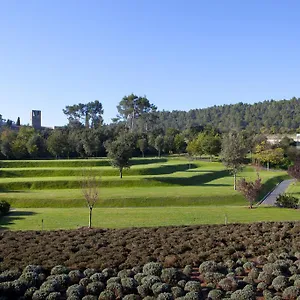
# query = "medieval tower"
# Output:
<box><xmin>31</xmin><ymin>110</ymin><xmax>42</xmax><ymax>129</ymax></box>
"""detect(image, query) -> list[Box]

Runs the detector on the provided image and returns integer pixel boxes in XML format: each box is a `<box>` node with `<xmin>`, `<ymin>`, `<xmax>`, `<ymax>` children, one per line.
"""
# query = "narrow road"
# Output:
<box><xmin>260</xmin><ymin>179</ymin><xmax>294</xmax><ymax>206</ymax></box>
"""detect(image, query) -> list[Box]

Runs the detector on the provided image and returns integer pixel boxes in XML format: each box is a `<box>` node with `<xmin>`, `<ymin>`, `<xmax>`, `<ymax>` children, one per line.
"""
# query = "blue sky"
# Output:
<box><xmin>1</xmin><ymin>0</ymin><xmax>300</xmax><ymax>127</ymax></box>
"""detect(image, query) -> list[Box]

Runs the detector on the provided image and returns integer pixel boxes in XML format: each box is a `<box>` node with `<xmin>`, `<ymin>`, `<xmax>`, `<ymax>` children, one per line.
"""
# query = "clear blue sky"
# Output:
<box><xmin>1</xmin><ymin>0</ymin><xmax>300</xmax><ymax>127</ymax></box>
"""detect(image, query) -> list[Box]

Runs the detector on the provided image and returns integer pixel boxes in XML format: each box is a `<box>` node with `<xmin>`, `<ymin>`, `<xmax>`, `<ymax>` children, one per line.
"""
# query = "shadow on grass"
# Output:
<box><xmin>139</xmin><ymin>163</ymin><xmax>197</xmax><ymax>175</ymax></box>
<box><xmin>146</xmin><ymin>169</ymin><xmax>231</xmax><ymax>186</ymax></box>
<box><xmin>131</xmin><ymin>158</ymin><xmax>168</xmax><ymax>165</ymax></box>
<box><xmin>0</xmin><ymin>210</ymin><xmax>37</xmax><ymax>230</ymax></box>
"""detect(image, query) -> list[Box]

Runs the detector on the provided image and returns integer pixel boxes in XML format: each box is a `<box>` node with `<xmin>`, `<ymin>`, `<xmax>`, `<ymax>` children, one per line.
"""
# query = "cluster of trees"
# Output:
<box><xmin>1</xmin><ymin>96</ymin><xmax>300</xmax><ymax>167</ymax></box>
<box><xmin>155</xmin><ymin>97</ymin><xmax>300</xmax><ymax>133</ymax></box>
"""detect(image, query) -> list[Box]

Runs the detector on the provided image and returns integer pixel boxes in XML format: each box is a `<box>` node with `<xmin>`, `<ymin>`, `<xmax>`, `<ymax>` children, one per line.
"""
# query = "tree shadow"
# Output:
<box><xmin>146</xmin><ymin>169</ymin><xmax>231</xmax><ymax>186</ymax></box>
<box><xmin>131</xmin><ymin>158</ymin><xmax>168</xmax><ymax>165</ymax></box>
<box><xmin>139</xmin><ymin>164</ymin><xmax>198</xmax><ymax>175</ymax></box>
<box><xmin>0</xmin><ymin>210</ymin><xmax>37</xmax><ymax>230</ymax></box>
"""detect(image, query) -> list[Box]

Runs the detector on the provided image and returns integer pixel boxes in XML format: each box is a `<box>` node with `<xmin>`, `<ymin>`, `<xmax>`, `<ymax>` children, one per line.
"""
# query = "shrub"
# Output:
<box><xmin>79</xmin><ymin>277</ymin><xmax>91</xmax><ymax>287</ymax></box>
<box><xmin>184</xmin><ymin>291</ymin><xmax>201</xmax><ymax>299</ymax></box>
<box><xmin>207</xmin><ymin>289</ymin><xmax>224</xmax><ymax>300</ymax></box>
<box><xmin>46</xmin><ymin>292</ymin><xmax>61</xmax><ymax>300</ymax></box>
<box><xmin>107</xmin><ymin>277</ymin><xmax>121</xmax><ymax>285</ymax></box>
<box><xmin>199</xmin><ymin>261</ymin><xmax>218</xmax><ymax>273</ymax></box>
<box><xmin>143</xmin><ymin>262</ymin><xmax>163</xmax><ymax>276</ymax></box>
<box><xmin>141</xmin><ymin>275</ymin><xmax>161</xmax><ymax>289</ymax></box>
<box><xmin>90</xmin><ymin>272</ymin><xmax>106</xmax><ymax>282</ymax></box>
<box><xmin>69</xmin><ymin>270</ymin><xmax>84</xmax><ymax>284</ymax></box>
<box><xmin>101</xmin><ymin>268</ymin><xmax>117</xmax><ymax>279</ymax></box>
<box><xmin>98</xmin><ymin>290</ymin><xmax>115</xmax><ymax>300</ymax></box>
<box><xmin>32</xmin><ymin>290</ymin><xmax>49</xmax><ymax>300</ymax></box>
<box><xmin>106</xmin><ymin>282</ymin><xmax>123</xmax><ymax>298</ymax></box>
<box><xmin>282</xmin><ymin>286</ymin><xmax>300</xmax><ymax>299</ymax></box>
<box><xmin>218</xmin><ymin>277</ymin><xmax>238</xmax><ymax>292</ymax></box>
<box><xmin>161</xmin><ymin>268</ymin><xmax>180</xmax><ymax>285</ymax></box>
<box><xmin>82</xmin><ymin>296</ymin><xmax>98</xmax><ymax>300</ymax></box>
<box><xmin>202</xmin><ymin>272</ymin><xmax>225</xmax><ymax>285</ymax></box>
<box><xmin>0</xmin><ymin>200</ymin><xmax>10</xmax><ymax>215</ymax></box>
<box><xmin>171</xmin><ymin>286</ymin><xmax>184</xmax><ymax>298</ymax></box>
<box><xmin>118</xmin><ymin>269</ymin><xmax>135</xmax><ymax>278</ymax></box>
<box><xmin>275</xmin><ymin>194</ymin><xmax>299</xmax><ymax>208</ymax></box>
<box><xmin>183</xmin><ymin>265</ymin><xmax>193</xmax><ymax>277</ymax></box>
<box><xmin>137</xmin><ymin>284</ymin><xmax>151</xmax><ymax>297</ymax></box>
<box><xmin>156</xmin><ymin>292</ymin><xmax>173</xmax><ymax>300</ymax></box>
<box><xmin>66</xmin><ymin>284</ymin><xmax>85</xmax><ymax>298</ymax></box>
<box><xmin>0</xmin><ymin>269</ymin><xmax>21</xmax><ymax>283</ymax></box>
<box><xmin>184</xmin><ymin>281</ymin><xmax>201</xmax><ymax>293</ymax></box>
<box><xmin>50</xmin><ymin>265</ymin><xmax>69</xmax><ymax>275</ymax></box>
<box><xmin>86</xmin><ymin>281</ymin><xmax>105</xmax><ymax>295</ymax></box>
<box><xmin>121</xmin><ymin>277</ymin><xmax>138</xmax><ymax>294</ymax></box>
<box><xmin>272</xmin><ymin>275</ymin><xmax>289</xmax><ymax>292</ymax></box>
<box><xmin>151</xmin><ymin>282</ymin><xmax>170</xmax><ymax>296</ymax></box>
<box><xmin>83</xmin><ymin>268</ymin><xmax>97</xmax><ymax>278</ymax></box>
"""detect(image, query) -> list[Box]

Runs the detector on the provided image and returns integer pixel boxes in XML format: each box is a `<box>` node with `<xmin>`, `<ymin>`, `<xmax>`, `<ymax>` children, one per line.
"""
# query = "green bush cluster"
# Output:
<box><xmin>275</xmin><ymin>193</ymin><xmax>299</xmax><ymax>208</ymax></box>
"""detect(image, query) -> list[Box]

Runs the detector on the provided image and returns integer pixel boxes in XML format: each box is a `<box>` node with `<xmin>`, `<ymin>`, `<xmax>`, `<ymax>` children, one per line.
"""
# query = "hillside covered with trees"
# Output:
<box><xmin>156</xmin><ymin>97</ymin><xmax>300</xmax><ymax>133</ymax></box>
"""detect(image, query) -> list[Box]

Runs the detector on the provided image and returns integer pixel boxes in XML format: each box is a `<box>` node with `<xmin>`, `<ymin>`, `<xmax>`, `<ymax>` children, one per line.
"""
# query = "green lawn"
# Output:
<box><xmin>0</xmin><ymin>157</ymin><xmax>292</xmax><ymax>230</ymax></box>
<box><xmin>1</xmin><ymin>206</ymin><xmax>299</xmax><ymax>230</ymax></box>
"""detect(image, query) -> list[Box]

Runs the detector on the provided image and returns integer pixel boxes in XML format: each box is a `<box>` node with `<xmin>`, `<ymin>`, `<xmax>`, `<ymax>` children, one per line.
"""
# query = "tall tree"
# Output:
<box><xmin>221</xmin><ymin>131</ymin><xmax>247</xmax><ymax>190</ymax></box>
<box><xmin>105</xmin><ymin>136</ymin><xmax>133</xmax><ymax>178</ymax></box>
<box><xmin>63</xmin><ymin>100</ymin><xmax>104</xmax><ymax>128</ymax></box>
<box><xmin>116</xmin><ymin>94</ymin><xmax>157</xmax><ymax>131</ymax></box>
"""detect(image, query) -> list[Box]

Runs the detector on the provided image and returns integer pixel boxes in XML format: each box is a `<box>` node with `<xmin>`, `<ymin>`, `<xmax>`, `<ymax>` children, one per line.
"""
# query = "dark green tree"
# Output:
<box><xmin>105</xmin><ymin>136</ymin><xmax>133</xmax><ymax>178</ymax></box>
<box><xmin>116</xmin><ymin>94</ymin><xmax>157</xmax><ymax>131</ymax></box>
<box><xmin>63</xmin><ymin>100</ymin><xmax>104</xmax><ymax>128</ymax></box>
<box><xmin>137</xmin><ymin>138</ymin><xmax>148</xmax><ymax>157</ymax></box>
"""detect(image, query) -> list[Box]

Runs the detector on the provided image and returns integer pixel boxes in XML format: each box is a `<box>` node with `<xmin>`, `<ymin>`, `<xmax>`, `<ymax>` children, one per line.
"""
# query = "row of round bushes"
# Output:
<box><xmin>1</xmin><ymin>252</ymin><xmax>300</xmax><ymax>299</ymax></box>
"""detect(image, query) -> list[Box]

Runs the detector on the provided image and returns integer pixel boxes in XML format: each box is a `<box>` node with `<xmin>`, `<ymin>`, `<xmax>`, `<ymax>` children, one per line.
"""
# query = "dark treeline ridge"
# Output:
<box><xmin>157</xmin><ymin>97</ymin><xmax>300</xmax><ymax>133</ymax></box>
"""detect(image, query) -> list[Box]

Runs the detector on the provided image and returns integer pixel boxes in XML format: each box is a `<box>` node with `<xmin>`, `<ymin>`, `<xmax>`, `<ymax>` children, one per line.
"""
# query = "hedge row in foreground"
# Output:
<box><xmin>2</xmin><ymin>252</ymin><xmax>300</xmax><ymax>299</ymax></box>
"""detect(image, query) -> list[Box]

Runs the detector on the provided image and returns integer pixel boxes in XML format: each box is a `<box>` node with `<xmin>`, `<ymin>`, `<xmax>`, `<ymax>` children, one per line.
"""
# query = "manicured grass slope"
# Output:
<box><xmin>0</xmin><ymin>158</ymin><xmax>288</xmax><ymax>208</ymax></box>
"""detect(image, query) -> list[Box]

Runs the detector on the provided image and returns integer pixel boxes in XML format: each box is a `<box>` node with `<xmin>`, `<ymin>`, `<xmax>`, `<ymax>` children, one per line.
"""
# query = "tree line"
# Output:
<box><xmin>1</xmin><ymin>95</ymin><xmax>300</xmax><ymax>165</ymax></box>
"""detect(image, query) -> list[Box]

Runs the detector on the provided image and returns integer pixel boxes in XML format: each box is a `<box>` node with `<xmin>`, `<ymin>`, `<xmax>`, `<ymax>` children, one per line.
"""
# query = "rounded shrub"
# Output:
<box><xmin>137</xmin><ymin>284</ymin><xmax>151</xmax><ymax>298</ymax></box>
<box><xmin>282</xmin><ymin>286</ymin><xmax>300</xmax><ymax>299</ymax></box>
<box><xmin>118</xmin><ymin>269</ymin><xmax>135</xmax><ymax>278</ymax></box>
<box><xmin>160</xmin><ymin>268</ymin><xmax>180</xmax><ymax>285</ymax></box>
<box><xmin>171</xmin><ymin>286</ymin><xmax>184</xmax><ymax>298</ymax></box>
<box><xmin>32</xmin><ymin>289</ymin><xmax>49</xmax><ymax>300</ymax></box>
<box><xmin>83</xmin><ymin>268</ymin><xmax>97</xmax><ymax>278</ymax></box>
<box><xmin>141</xmin><ymin>275</ymin><xmax>161</xmax><ymax>289</ymax></box>
<box><xmin>143</xmin><ymin>262</ymin><xmax>163</xmax><ymax>276</ymax></box>
<box><xmin>66</xmin><ymin>284</ymin><xmax>85</xmax><ymax>298</ymax></box>
<box><xmin>121</xmin><ymin>277</ymin><xmax>138</xmax><ymax>294</ymax></box>
<box><xmin>98</xmin><ymin>290</ymin><xmax>115</xmax><ymax>300</ymax></box>
<box><xmin>203</xmin><ymin>272</ymin><xmax>225</xmax><ymax>285</ymax></box>
<box><xmin>272</xmin><ymin>275</ymin><xmax>289</xmax><ymax>292</ymax></box>
<box><xmin>151</xmin><ymin>282</ymin><xmax>170</xmax><ymax>296</ymax></box>
<box><xmin>50</xmin><ymin>265</ymin><xmax>69</xmax><ymax>275</ymax></box>
<box><xmin>86</xmin><ymin>281</ymin><xmax>105</xmax><ymax>295</ymax></box>
<box><xmin>207</xmin><ymin>289</ymin><xmax>224</xmax><ymax>300</ymax></box>
<box><xmin>218</xmin><ymin>277</ymin><xmax>238</xmax><ymax>292</ymax></box>
<box><xmin>199</xmin><ymin>261</ymin><xmax>218</xmax><ymax>273</ymax></box>
<box><xmin>90</xmin><ymin>272</ymin><xmax>106</xmax><ymax>282</ymax></box>
<box><xmin>69</xmin><ymin>270</ymin><xmax>84</xmax><ymax>284</ymax></box>
<box><xmin>184</xmin><ymin>281</ymin><xmax>201</xmax><ymax>293</ymax></box>
<box><xmin>156</xmin><ymin>292</ymin><xmax>173</xmax><ymax>300</ymax></box>
<box><xmin>184</xmin><ymin>291</ymin><xmax>201</xmax><ymax>299</ymax></box>
<box><xmin>46</xmin><ymin>291</ymin><xmax>61</xmax><ymax>300</ymax></box>
<box><xmin>79</xmin><ymin>277</ymin><xmax>91</xmax><ymax>287</ymax></box>
<box><xmin>106</xmin><ymin>282</ymin><xmax>123</xmax><ymax>298</ymax></box>
<box><xmin>102</xmin><ymin>268</ymin><xmax>116</xmax><ymax>279</ymax></box>
<box><xmin>107</xmin><ymin>277</ymin><xmax>121</xmax><ymax>285</ymax></box>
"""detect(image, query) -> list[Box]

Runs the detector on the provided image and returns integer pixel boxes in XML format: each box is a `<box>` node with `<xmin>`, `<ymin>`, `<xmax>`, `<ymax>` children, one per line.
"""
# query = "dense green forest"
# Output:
<box><xmin>156</xmin><ymin>97</ymin><xmax>300</xmax><ymax>133</ymax></box>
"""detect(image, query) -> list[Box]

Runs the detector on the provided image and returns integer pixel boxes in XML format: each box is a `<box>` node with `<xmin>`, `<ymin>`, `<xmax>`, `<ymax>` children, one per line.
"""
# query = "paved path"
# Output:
<box><xmin>260</xmin><ymin>179</ymin><xmax>295</xmax><ymax>206</ymax></box>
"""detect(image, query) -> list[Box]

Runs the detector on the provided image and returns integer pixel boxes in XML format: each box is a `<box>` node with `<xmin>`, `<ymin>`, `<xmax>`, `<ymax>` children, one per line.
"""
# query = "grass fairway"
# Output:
<box><xmin>1</xmin><ymin>206</ymin><xmax>300</xmax><ymax>230</ymax></box>
<box><xmin>0</xmin><ymin>157</ymin><xmax>292</xmax><ymax>230</ymax></box>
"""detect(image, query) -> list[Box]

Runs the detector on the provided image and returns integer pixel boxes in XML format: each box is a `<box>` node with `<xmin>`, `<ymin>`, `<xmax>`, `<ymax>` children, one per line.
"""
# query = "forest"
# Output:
<box><xmin>0</xmin><ymin>95</ymin><xmax>300</xmax><ymax>160</ymax></box>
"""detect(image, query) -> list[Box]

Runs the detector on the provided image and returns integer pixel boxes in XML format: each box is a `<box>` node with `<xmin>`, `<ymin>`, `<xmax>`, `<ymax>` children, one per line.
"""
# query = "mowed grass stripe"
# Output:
<box><xmin>1</xmin><ymin>206</ymin><xmax>300</xmax><ymax>230</ymax></box>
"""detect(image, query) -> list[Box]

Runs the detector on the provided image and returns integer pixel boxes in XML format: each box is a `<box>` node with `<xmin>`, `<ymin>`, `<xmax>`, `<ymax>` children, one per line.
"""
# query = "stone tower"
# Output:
<box><xmin>31</xmin><ymin>110</ymin><xmax>41</xmax><ymax>129</ymax></box>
